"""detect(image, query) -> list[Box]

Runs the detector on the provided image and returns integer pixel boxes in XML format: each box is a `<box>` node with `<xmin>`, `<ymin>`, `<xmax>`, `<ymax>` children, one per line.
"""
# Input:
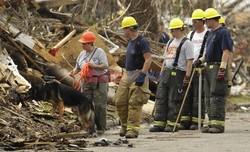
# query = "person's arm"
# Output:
<box><xmin>70</xmin><ymin>52</ymin><xmax>82</xmax><ymax>77</ymax></box>
<box><xmin>217</xmin><ymin>29</ymin><xmax>233</xmax><ymax>80</ymax></box>
<box><xmin>185</xmin><ymin>40</ymin><xmax>194</xmax><ymax>76</ymax></box>
<box><xmin>141</xmin><ymin>52</ymin><xmax>152</xmax><ymax>73</ymax></box>
<box><xmin>90</xmin><ymin>63</ymin><xmax>108</xmax><ymax>70</ymax></box>
<box><xmin>220</xmin><ymin>49</ymin><xmax>230</xmax><ymax>69</ymax></box>
<box><xmin>220</xmin><ymin>29</ymin><xmax>234</xmax><ymax>69</ymax></box>
<box><xmin>160</xmin><ymin>60</ymin><xmax>165</xmax><ymax>73</ymax></box>
<box><xmin>160</xmin><ymin>42</ymin><xmax>169</xmax><ymax>73</ymax></box>
<box><xmin>182</xmin><ymin>41</ymin><xmax>194</xmax><ymax>89</ymax></box>
<box><xmin>186</xmin><ymin>59</ymin><xmax>193</xmax><ymax>77</ymax></box>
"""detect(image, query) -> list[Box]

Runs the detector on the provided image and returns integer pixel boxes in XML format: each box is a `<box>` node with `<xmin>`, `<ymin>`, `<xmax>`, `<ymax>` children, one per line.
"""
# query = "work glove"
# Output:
<box><xmin>135</xmin><ymin>72</ymin><xmax>146</xmax><ymax>86</ymax></box>
<box><xmin>193</xmin><ymin>59</ymin><xmax>202</xmax><ymax>67</ymax></box>
<box><xmin>182</xmin><ymin>76</ymin><xmax>190</xmax><ymax>90</ymax></box>
<box><xmin>217</xmin><ymin>68</ymin><xmax>226</xmax><ymax>81</ymax></box>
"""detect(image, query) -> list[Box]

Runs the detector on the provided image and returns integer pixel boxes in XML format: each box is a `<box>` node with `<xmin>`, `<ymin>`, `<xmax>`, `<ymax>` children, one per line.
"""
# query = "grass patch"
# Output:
<box><xmin>40</xmin><ymin>102</ymin><xmax>52</xmax><ymax>111</ymax></box>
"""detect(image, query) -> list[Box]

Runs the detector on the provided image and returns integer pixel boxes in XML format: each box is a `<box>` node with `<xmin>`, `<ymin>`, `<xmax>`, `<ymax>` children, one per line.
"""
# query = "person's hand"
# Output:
<box><xmin>89</xmin><ymin>62</ymin><xmax>95</xmax><ymax>69</ymax></box>
<box><xmin>193</xmin><ymin>59</ymin><xmax>202</xmax><ymax>67</ymax></box>
<box><xmin>135</xmin><ymin>72</ymin><xmax>146</xmax><ymax>86</ymax></box>
<box><xmin>182</xmin><ymin>76</ymin><xmax>190</xmax><ymax>90</ymax></box>
<box><xmin>217</xmin><ymin>68</ymin><xmax>226</xmax><ymax>81</ymax></box>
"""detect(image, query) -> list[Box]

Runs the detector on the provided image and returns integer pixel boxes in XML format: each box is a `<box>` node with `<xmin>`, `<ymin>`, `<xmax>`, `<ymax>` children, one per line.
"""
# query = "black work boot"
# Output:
<box><xmin>125</xmin><ymin>130</ymin><xmax>139</xmax><ymax>138</ymax></box>
<box><xmin>119</xmin><ymin>127</ymin><xmax>127</xmax><ymax>137</ymax></box>
<box><xmin>179</xmin><ymin>123</ymin><xmax>190</xmax><ymax>130</ymax></box>
<box><xmin>164</xmin><ymin>125</ymin><xmax>179</xmax><ymax>132</ymax></box>
<box><xmin>190</xmin><ymin>122</ymin><xmax>202</xmax><ymax>130</ymax></box>
<box><xmin>97</xmin><ymin>130</ymin><xmax>105</xmax><ymax>136</ymax></box>
<box><xmin>149</xmin><ymin>126</ymin><xmax>165</xmax><ymax>132</ymax></box>
<box><xmin>190</xmin><ymin>125</ymin><xmax>198</xmax><ymax>130</ymax></box>
<box><xmin>209</xmin><ymin>126</ymin><xmax>224</xmax><ymax>134</ymax></box>
<box><xmin>201</xmin><ymin>126</ymin><xmax>210</xmax><ymax>133</ymax></box>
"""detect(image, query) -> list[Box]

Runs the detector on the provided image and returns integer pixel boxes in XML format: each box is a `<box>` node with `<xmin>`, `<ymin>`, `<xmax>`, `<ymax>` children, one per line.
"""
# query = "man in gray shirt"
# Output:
<box><xmin>150</xmin><ymin>18</ymin><xmax>194</xmax><ymax>132</ymax></box>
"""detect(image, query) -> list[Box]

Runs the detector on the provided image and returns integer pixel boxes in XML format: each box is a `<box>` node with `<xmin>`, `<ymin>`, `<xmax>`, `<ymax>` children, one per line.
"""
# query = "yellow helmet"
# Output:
<box><xmin>121</xmin><ymin>16</ymin><xmax>138</xmax><ymax>29</ymax></box>
<box><xmin>205</xmin><ymin>8</ymin><xmax>221</xmax><ymax>19</ymax></box>
<box><xmin>219</xmin><ymin>17</ymin><xmax>225</xmax><ymax>24</ymax></box>
<box><xmin>192</xmin><ymin>9</ymin><xmax>205</xmax><ymax>20</ymax></box>
<box><xmin>168</xmin><ymin>18</ymin><xmax>184</xmax><ymax>30</ymax></box>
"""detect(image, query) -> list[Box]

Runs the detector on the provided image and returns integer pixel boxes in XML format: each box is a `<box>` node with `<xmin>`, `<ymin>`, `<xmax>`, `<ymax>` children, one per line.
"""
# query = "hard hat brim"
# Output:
<box><xmin>168</xmin><ymin>25</ymin><xmax>186</xmax><ymax>30</ymax></box>
<box><xmin>192</xmin><ymin>17</ymin><xmax>205</xmax><ymax>20</ymax></box>
<box><xmin>78</xmin><ymin>39</ymin><xmax>95</xmax><ymax>43</ymax></box>
<box><xmin>121</xmin><ymin>24</ymin><xmax>138</xmax><ymax>29</ymax></box>
<box><xmin>205</xmin><ymin>15</ymin><xmax>221</xmax><ymax>19</ymax></box>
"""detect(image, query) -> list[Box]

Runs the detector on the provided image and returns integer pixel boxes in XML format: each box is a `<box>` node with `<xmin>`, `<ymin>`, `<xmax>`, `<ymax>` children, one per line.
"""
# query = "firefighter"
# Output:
<box><xmin>195</xmin><ymin>8</ymin><xmax>234</xmax><ymax>133</ymax></box>
<box><xmin>150</xmin><ymin>18</ymin><xmax>194</xmax><ymax>132</ymax></box>
<box><xmin>114</xmin><ymin>16</ymin><xmax>152</xmax><ymax>138</ymax></box>
<box><xmin>179</xmin><ymin>9</ymin><xmax>209</xmax><ymax>130</ymax></box>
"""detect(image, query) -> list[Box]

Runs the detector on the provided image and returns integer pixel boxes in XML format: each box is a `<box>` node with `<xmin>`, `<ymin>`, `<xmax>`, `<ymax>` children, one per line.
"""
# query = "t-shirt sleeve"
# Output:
<box><xmin>184</xmin><ymin>40</ymin><xmax>194</xmax><ymax>60</ymax></box>
<box><xmin>139</xmin><ymin>38</ymin><xmax>151</xmax><ymax>54</ymax></box>
<box><xmin>98</xmin><ymin>48</ymin><xmax>109</xmax><ymax>67</ymax></box>
<box><xmin>220</xmin><ymin>29</ymin><xmax>233</xmax><ymax>52</ymax></box>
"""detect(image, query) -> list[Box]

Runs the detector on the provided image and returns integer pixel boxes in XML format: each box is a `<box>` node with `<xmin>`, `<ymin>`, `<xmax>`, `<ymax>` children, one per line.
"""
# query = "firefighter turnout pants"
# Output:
<box><xmin>152</xmin><ymin>68</ymin><xmax>171</xmax><ymax>128</ymax></box>
<box><xmin>114</xmin><ymin>70</ymin><xmax>151</xmax><ymax>134</ymax></box>
<box><xmin>181</xmin><ymin>68</ymin><xmax>205</xmax><ymax>127</ymax></box>
<box><xmin>204</xmin><ymin>64</ymin><xmax>228</xmax><ymax>131</ymax></box>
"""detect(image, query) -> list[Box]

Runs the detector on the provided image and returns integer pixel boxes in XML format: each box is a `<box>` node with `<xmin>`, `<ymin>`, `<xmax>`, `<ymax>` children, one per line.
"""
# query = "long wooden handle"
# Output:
<box><xmin>173</xmin><ymin>68</ymin><xmax>196</xmax><ymax>133</ymax></box>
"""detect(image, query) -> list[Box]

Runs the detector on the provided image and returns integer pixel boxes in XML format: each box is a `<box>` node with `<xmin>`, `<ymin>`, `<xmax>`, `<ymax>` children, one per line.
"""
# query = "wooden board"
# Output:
<box><xmin>55</xmin><ymin>26</ymin><xmax>122</xmax><ymax>75</ymax></box>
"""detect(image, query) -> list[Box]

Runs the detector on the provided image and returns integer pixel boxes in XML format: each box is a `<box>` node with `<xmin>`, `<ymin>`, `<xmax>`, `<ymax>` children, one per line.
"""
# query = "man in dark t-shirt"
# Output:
<box><xmin>125</xmin><ymin>35</ymin><xmax>151</xmax><ymax>70</ymax></box>
<box><xmin>195</xmin><ymin>8</ymin><xmax>233</xmax><ymax>134</ymax></box>
<box><xmin>159</xmin><ymin>32</ymin><xmax>170</xmax><ymax>44</ymax></box>
<box><xmin>114</xmin><ymin>16</ymin><xmax>152</xmax><ymax>138</ymax></box>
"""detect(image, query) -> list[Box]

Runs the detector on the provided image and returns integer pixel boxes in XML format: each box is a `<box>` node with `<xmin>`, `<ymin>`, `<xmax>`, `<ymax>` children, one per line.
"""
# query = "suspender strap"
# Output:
<box><xmin>88</xmin><ymin>48</ymin><xmax>97</xmax><ymax>62</ymax></box>
<box><xmin>189</xmin><ymin>30</ymin><xmax>196</xmax><ymax>41</ymax></box>
<box><xmin>198</xmin><ymin>31</ymin><xmax>210</xmax><ymax>59</ymax></box>
<box><xmin>173</xmin><ymin>37</ymin><xmax>188</xmax><ymax>67</ymax></box>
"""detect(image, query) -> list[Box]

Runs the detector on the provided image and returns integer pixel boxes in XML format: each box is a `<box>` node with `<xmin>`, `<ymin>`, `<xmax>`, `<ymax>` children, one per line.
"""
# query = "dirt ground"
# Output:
<box><xmin>85</xmin><ymin>112</ymin><xmax>250</xmax><ymax>152</ymax></box>
<box><xmin>1</xmin><ymin>97</ymin><xmax>250</xmax><ymax>151</ymax></box>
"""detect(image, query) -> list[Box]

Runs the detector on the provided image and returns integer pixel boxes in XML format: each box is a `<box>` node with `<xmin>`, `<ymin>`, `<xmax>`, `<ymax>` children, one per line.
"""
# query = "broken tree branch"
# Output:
<box><xmin>107</xmin><ymin>2</ymin><xmax>131</xmax><ymax>25</ymax></box>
